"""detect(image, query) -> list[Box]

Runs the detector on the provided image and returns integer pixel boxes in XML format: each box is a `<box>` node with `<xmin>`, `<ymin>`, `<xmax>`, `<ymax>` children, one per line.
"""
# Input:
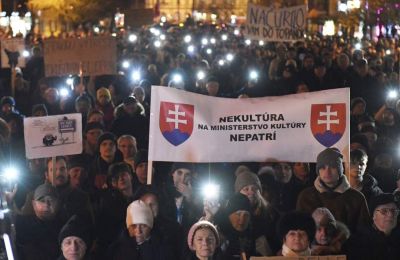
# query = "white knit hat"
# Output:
<box><xmin>126</xmin><ymin>200</ymin><xmax>154</xmax><ymax>229</ymax></box>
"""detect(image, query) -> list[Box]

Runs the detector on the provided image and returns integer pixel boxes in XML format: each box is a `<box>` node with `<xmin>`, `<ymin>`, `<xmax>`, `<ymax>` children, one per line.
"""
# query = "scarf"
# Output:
<box><xmin>282</xmin><ymin>244</ymin><xmax>311</xmax><ymax>256</ymax></box>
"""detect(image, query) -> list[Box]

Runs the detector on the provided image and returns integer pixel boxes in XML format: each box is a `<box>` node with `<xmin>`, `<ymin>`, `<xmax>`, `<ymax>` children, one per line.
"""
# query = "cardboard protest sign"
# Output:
<box><xmin>245</xmin><ymin>3</ymin><xmax>307</xmax><ymax>42</ymax></box>
<box><xmin>250</xmin><ymin>256</ymin><xmax>346</xmax><ymax>260</ymax></box>
<box><xmin>1</xmin><ymin>38</ymin><xmax>27</xmax><ymax>68</ymax></box>
<box><xmin>43</xmin><ymin>36</ymin><xmax>117</xmax><ymax>77</ymax></box>
<box><xmin>24</xmin><ymin>113</ymin><xmax>83</xmax><ymax>159</ymax></box>
<box><xmin>148</xmin><ymin>87</ymin><xmax>349</xmax><ymax>163</ymax></box>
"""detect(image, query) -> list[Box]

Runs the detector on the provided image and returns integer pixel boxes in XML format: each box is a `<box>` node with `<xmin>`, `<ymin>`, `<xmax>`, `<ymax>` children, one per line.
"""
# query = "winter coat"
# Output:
<box><xmin>360</xmin><ymin>174</ymin><xmax>383</xmax><ymax>207</ymax></box>
<box><xmin>296</xmin><ymin>176</ymin><xmax>370</xmax><ymax>233</ymax></box>
<box><xmin>311</xmin><ymin>221</ymin><xmax>350</xmax><ymax>255</ymax></box>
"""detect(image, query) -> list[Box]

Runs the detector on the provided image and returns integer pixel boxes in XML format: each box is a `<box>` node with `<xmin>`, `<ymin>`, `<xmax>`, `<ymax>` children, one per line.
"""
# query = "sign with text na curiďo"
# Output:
<box><xmin>245</xmin><ymin>3</ymin><xmax>307</xmax><ymax>42</ymax></box>
<box><xmin>148</xmin><ymin>87</ymin><xmax>350</xmax><ymax>163</ymax></box>
<box><xmin>24</xmin><ymin>113</ymin><xmax>82</xmax><ymax>159</ymax></box>
<box><xmin>43</xmin><ymin>36</ymin><xmax>117</xmax><ymax>77</ymax></box>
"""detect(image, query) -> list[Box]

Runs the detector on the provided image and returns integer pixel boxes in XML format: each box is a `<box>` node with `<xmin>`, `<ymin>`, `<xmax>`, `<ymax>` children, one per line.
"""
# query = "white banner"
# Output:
<box><xmin>245</xmin><ymin>3</ymin><xmax>307</xmax><ymax>42</ymax></box>
<box><xmin>148</xmin><ymin>87</ymin><xmax>350</xmax><ymax>163</ymax></box>
<box><xmin>24</xmin><ymin>114</ymin><xmax>83</xmax><ymax>159</ymax></box>
<box><xmin>1</xmin><ymin>38</ymin><xmax>26</xmax><ymax>68</ymax></box>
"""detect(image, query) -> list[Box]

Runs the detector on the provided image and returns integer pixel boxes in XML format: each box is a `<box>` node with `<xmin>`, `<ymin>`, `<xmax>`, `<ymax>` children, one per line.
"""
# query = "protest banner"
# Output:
<box><xmin>24</xmin><ymin>113</ymin><xmax>83</xmax><ymax>159</ymax></box>
<box><xmin>43</xmin><ymin>36</ymin><xmax>117</xmax><ymax>77</ymax></box>
<box><xmin>148</xmin><ymin>87</ymin><xmax>350</xmax><ymax>163</ymax></box>
<box><xmin>250</xmin><ymin>256</ymin><xmax>346</xmax><ymax>260</ymax></box>
<box><xmin>245</xmin><ymin>3</ymin><xmax>307</xmax><ymax>42</ymax></box>
<box><xmin>1</xmin><ymin>38</ymin><xmax>26</xmax><ymax>68</ymax></box>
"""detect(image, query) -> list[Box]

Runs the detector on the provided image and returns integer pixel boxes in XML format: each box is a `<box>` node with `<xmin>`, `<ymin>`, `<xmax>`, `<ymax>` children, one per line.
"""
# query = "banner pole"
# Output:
<box><xmin>52</xmin><ymin>157</ymin><xmax>56</xmax><ymax>187</ymax></box>
<box><xmin>147</xmin><ymin>160</ymin><xmax>153</xmax><ymax>185</ymax></box>
<box><xmin>79</xmin><ymin>62</ymin><xmax>83</xmax><ymax>85</ymax></box>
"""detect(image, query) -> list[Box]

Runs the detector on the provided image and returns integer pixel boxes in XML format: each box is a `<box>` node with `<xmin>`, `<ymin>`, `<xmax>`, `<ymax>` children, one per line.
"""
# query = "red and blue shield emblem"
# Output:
<box><xmin>159</xmin><ymin>101</ymin><xmax>194</xmax><ymax>146</ymax></box>
<box><xmin>311</xmin><ymin>103</ymin><xmax>346</xmax><ymax>147</ymax></box>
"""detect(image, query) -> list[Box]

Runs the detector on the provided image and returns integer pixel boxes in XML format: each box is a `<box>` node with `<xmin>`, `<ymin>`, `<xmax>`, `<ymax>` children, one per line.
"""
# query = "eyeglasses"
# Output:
<box><xmin>376</xmin><ymin>208</ymin><xmax>400</xmax><ymax>216</ymax></box>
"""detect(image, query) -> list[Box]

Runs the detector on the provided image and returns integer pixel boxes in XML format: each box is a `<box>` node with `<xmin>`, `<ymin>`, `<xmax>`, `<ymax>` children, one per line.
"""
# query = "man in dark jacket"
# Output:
<box><xmin>296</xmin><ymin>148</ymin><xmax>370</xmax><ymax>233</ymax></box>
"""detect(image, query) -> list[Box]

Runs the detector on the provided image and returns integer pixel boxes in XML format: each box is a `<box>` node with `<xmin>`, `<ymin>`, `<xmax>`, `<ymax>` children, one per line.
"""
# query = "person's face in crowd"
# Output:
<box><xmin>314</xmin><ymin>66</ymin><xmax>326</xmax><ymax>78</ymax></box>
<box><xmin>111</xmin><ymin>171</ymin><xmax>132</xmax><ymax>192</ymax></box>
<box><xmin>128</xmin><ymin>224</ymin><xmax>151</xmax><ymax>243</ymax></box>
<box><xmin>88</xmin><ymin>113</ymin><xmax>103</xmax><ymax>124</ymax></box>
<box><xmin>32</xmin><ymin>195</ymin><xmax>59</xmax><ymax>220</ymax></box>
<box><xmin>296</xmin><ymin>83</ymin><xmax>309</xmax><ymax>93</ymax></box>
<box><xmin>141</xmin><ymin>193</ymin><xmax>159</xmax><ymax>218</ymax></box>
<box><xmin>39</xmin><ymin>84</ymin><xmax>49</xmax><ymax>98</ymax></box>
<box><xmin>318</xmin><ymin>165</ymin><xmax>340</xmax><ymax>187</ymax></box>
<box><xmin>118</xmin><ymin>137</ymin><xmax>137</xmax><ymax>159</ymax></box>
<box><xmin>303</xmin><ymin>57</ymin><xmax>314</xmax><ymax>70</ymax></box>
<box><xmin>68</xmin><ymin>167</ymin><xmax>87</xmax><ymax>189</ymax></box>
<box><xmin>229</xmin><ymin>210</ymin><xmax>250</xmax><ymax>232</ymax></box>
<box><xmin>133</xmin><ymin>88</ymin><xmax>145</xmax><ymax>103</ymax></box>
<box><xmin>97</xmin><ymin>93</ymin><xmax>110</xmax><ymax>106</ymax></box>
<box><xmin>373</xmin><ymin>202</ymin><xmax>399</xmax><ymax>234</ymax></box>
<box><xmin>75</xmin><ymin>100</ymin><xmax>91</xmax><ymax>115</ymax></box>
<box><xmin>274</xmin><ymin>163</ymin><xmax>293</xmax><ymax>183</ymax></box>
<box><xmin>45</xmin><ymin>88</ymin><xmax>59</xmax><ymax>105</ymax></box>
<box><xmin>293</xmin><ymin>163</ymin><xmax>309</xmax><ymax>181</ymax></box>
<box><xmin>86</xmin><ymin>128</ymin><xmax>103</xmax><ymax>146</ymax></box>
<box><xmin>47</xmin><ymin>159</ymin><xmax>68</xmax><ymax>187</ymax></box>
<box><xmin>338</xmin><ymin>55</ymin><xmax>350</xmax><ymax>70</ymax></box>
<box><xmin>350</xmin><ymin>156</ymin><xmax>368</xmax><ymax>179</ymax></box>
<box><xmin>240</xmin><ymin>184</ymin><xmax>260</xmax><ymax>207</ymax></box>
<box><xmin>172</xmin><ymin>168</ymin><xmax>192</xmax><ymax>186</ymax></box>
<box><xmin>206</xmin><ymin>81</ymin><xmax>219</xmax><ymax>96</ymax></box>
<box><xmin>74</xmin><ymin>83</ymin><xmax>85</xmax><ymax>95</ymax></box>
<box><xmin>382</xmin><ymin>109</ymin><xmax>395</xmax><ymax>125</ymax></box>
<box><xmin>61</xmin><ymin>236</ymin><xmax>87</xmax><ymax>260</ymax></box>
<box><xmin>6</xmin><ymin>118</ymin><xmax>18</xmax><ymax>135</ymax></box>
<box><xmin>1</xmin><ymin>104</ymin><xmax>12</xmax><ymax>115</ymax></box>
<box><xmin>351</xmin><ymin>102</ymin><xmax>365</xmax><ymax>116</ymax></box>
<box><xmin>135</xmin><ymin>162</ymin><xmax>148</xmax><ymax>184</ymax></box>
<box><xmin>193</xmin><ymin>228</ymin><xmax>217</xmax><ymax>259</ymax></box>
<box><xmin>356</xmin><ymin>64</ymin><xmax>368</xmax><ymax>77</ymax></box>
<box><xmin>33</xmin><ymin>109</ymin><xmax>47</xmax><ymax>117</ymax></box>
<box><xmin>284</xmin><ymin>230</ymin><xmax>309</xmax><ymax>253</ymax></box>
<box><xmin>124</xmin><ymin>102</ymin><xmax>138</xmax><ymax>116</ymax></box>
<box><xmin>315</xmin><ymin>225</ymin><xmax>334</xmax><ymax>246</ymax></box>
<box><xmin>99</xmin><ymin>140</ymin><xmax>116</xmax><ymax>160</ymax></box>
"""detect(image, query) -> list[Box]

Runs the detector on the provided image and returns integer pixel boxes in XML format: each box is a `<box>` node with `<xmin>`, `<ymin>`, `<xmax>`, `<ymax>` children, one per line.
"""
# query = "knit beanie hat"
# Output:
<box><xmin>170</xmin><ymin>162</ymin><xmax>194</xmax><ymax>174</ymax></box>
<box><xmin>278</xmin><ymin>211</ymin><xmax>316</xmax><ymax>242</ymax></box>
<box><xmin>225</xmin><ymin>193</ymin><xmax>252</xmax><ymax>216</ymax></box>
<box><xmin>316</xmin><ymin>148</ymin><xmax>344</xmax><ymax>176</ymax></box>
<box><xmin>234</xmin><ymin>171</ymin><xmax>262</xmax><ymax>193</ymax></box>
<box><xmin>187</xmin><ymin>221</ymin><xmax>220</xmax><ymax>251</ymax></box>
<box><xmin>84</xmin><ymin>122</ymin><xmax>104</xmax><ymax>133</ymax></box>
<box><xmin>134</xmin><ymin>150</ymin><xmax>148</xmax><ymax>168</ymax></box>
<box><xmin>350</xmin><ymin>97</ymin><xmax>366</xmax><ymax>111</ymax></box>
<box><xmin>369</xmin><ymin>193</ymin><xmax>397</xmax><ymax>215</ymax></box>
<box><xmin>126</xmin><ymin>200</ymin><xmax>154</xmax><ymax>228</ymax></box>
<box><xmin>34</xmin><ymin>183</ymin><xmax>58</xmax><ymax>201</ymax></box>
<box><xmin>96</xmin><ymin>87</ymin><xmax>111</xmax><ymax>101</ymax></box>
<box><xmin>312</xmin><ymin>207</ymin><xmax>336</xmax><ymax>229</ymax></box>
<box><xmin>0</xmin><ymin>96</ymin><xmax>15</xmax><ymax>107</ymax></box>
<box><xmin>32</xmin><ymin>104</ymin><xmax>48</xmax><ymax>116</ymax></box>
<box><xmin>68</xmin><ymin>155</ymin><xmax>87</xmax><ymax>170</ymax></box>
<box><xmin>59</xmin><ymin>215</ymin><xmax>92</xmax><ymax>249</ymax></box>
<box><xmin>97</xmin><ymin>132</ymin><xmax>116</xmax><ymax>150</ymax></box>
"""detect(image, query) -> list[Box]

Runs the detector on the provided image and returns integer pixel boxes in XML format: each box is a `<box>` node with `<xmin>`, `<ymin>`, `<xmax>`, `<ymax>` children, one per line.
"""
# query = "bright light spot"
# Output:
<box><xmin>388</xmin><ymin>90</ymin><xmax>398</xmax><ymax>99</ymax></box>
<box><xmin>122</xmin><ymin>60</ymin><xmax>130</xmax><ymax>69</ymax></box>
<box><xmin>128</xmin><ymin>34</ymin><xmax>137</xmax><ymax>42</ymax></box>
<box><xmin>218</xmin><ymin>59</ymin><xmax>225</xmax><ymax>66</ymax></box>
<box><xmin>258</xmin><ymin>40</ymin><xmax>265</xmax><ymax>46</ymax></box>
<box><xmin>206</xmin><ymin>48</ymin><xmax>212</xmax><ymax>55</ymax></box>
<box><xmin>154</xmin><ymin>40</ymin><xmax>161</xmax><ymax>48</ymax></box>
<box><xmin>234</xmin><ymin>29</ymin><xmax>240</xmax><ymax>35</ymax></box>
<box><xmin>221</xmin><ymin>34</ymin><xmax>228</xmax><ymax>41</ymax></box>
<box><xmin>201</xmin><ymin>38</ymin><xmax>209</xmax><ymax>45</ymax></box>
<box><xmin>2</xmin><ymin>166</ymin><xmax>18</xmax><ymax>182</ymax></box>
<box><xmin>245</xmin><ymin>39</ymin><xmax>251</xmax><ymax>46</ymax></box>
<box><xmin>226</xmin><ymin>53</ymin><xmax>234</xmax><ymax>61</ymax></box>
<box><xmin>249</xmin><ymin>70</ymin><xmax>258</xmax><ymax>80</ymax></box>
<box><xmin>202</xmin><ymin>183</ymin><xmax>220</xmax><ymax>200</ymax></box>
<box><xmin>197</xmin><ymin>71</ymin><xmax>206</xmax><ymax>80</ymax></box>
<box><xmin>111</xmin><ymin>33</ymin><xmax>117</xmax><ymax>37</ymax></box>
<box><xmin>22</xmin><ymin>50</ymin><xmax>30</xmax><ymax>57</ymax></box>
<box><xmin>187</xmin><ymin>45</ymin><xmax>195</xmax><ymax>53</ymax></box>
<box><xmin>161</xmin><ymin>16</ymin><xmax>167</xmax><ymax>23</ymax></box>
<box><xmin>386</xmin><ymin>49</ymin><xmax>391</xmax><ymax>55</ymax></box>
<box><xmin>322</xmin><ymin>20</ymin><xmax>335</xmax><ymax>36</ymax></box>
<box><xmin>66</xmin><ymin>78</ymin><xmax>74</xmax><ymax>85</ymax></box>
<box><xmin>59</xmin><ymin>87</ymin><xmax>69</xmax><ymax>97</ymax></box>
<box><xmin>131</xmin><ymin>70</ymin><xmax>141</xmax><ymax>81</ymax></box>
<box><xmin>338</xmin><ymin>31</ymin><xmax>343</xmax><ymax>36</ymax></box>
<box><xmin>94</xmin><ymin>27</ymin><xmax>100</xmax><ymax>33</ymax></box>
<box><xmin>355</xmin><ymin>43</ymin><xmax>362</xmax><ymax>50</ymax></box>
<box><xmin>184</xmin><ymin>35</ymin><xmax>192</xmax><ymax>43</ymax></box>
<box><xmin>160</xmin><ymin>34</ymin><xmax>166</xmax><ymax>40</ymax></box>
<box><xmin>210</xmin><ymin>38</ymin><xmax>216</xmax><ymax>44</ymax></box>
<box><xmin>172</xmin><ymin>74</ymin><xmax>183</xmax><ymax>83</ymax></box>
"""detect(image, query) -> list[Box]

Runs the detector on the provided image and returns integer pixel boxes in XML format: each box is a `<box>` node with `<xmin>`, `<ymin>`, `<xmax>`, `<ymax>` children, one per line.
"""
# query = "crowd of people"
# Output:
<box><xmin>0</xmin><ymin>20</ymin><xmax>400</xmax><ymax>260</ymax></box>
